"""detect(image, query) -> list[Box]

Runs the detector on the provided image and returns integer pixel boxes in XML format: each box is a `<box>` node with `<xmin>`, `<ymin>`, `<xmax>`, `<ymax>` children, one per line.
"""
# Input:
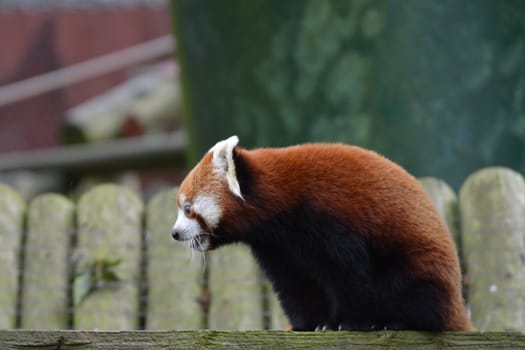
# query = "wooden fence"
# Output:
<box><xmin>1</xmin><ymin>166</ymin><xmax>525</xmax><ymax>348</ymax></box>
<box><xmin>0</xmin><ymin>182</ymin><xmax>282</xmax><ymax>331</ymax></box>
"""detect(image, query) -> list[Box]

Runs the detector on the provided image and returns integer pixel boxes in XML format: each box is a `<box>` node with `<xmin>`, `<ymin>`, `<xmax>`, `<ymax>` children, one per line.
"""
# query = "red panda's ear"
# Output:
<box><xmin>209</xmin><ymin>136</ymin><xmax>243</xmax><ymax>199</ymax></box>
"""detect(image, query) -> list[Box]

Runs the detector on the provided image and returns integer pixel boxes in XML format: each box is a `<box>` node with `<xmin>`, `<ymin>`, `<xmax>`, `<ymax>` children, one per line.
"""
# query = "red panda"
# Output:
<box><xmin>172</xmin><ymin>136</ymin><xmax>473</xmax><ymax>332</ymax></box>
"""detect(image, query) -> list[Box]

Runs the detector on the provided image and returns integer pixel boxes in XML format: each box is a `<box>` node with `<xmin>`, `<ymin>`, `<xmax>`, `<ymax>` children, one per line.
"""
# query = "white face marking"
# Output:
<box><xmin>193</xmin><ymin>194</ymin><xmax>222</xmax><ymax>229</ymax></box>
<box><xmin>172</xmin><ymin>193</ymin><xmax>221</xmax><ymax>252</ymax></box>
<box><xmin>173</xmin><ymin>193</ymin><xmax>202</xmax><ymax>241</ymax></box>
<box><xmin>172</xmin><ymin>208</ymin><xmax>203</xmax><ymax>241</ymax></box>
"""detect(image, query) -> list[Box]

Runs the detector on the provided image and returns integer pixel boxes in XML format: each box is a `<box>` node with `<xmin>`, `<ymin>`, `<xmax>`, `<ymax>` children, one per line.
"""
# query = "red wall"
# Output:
<box><xmin>0</xmin><ymin>6</ymin><xmax>171</xmax><ymax>152</ymax></box>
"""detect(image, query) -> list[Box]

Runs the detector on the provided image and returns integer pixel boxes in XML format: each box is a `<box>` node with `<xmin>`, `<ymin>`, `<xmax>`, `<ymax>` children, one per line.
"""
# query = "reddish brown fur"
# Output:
<box><xmin>179</xmin><ymin>143</ymin><xmax>473</xmax><ymax>331</ymax></box>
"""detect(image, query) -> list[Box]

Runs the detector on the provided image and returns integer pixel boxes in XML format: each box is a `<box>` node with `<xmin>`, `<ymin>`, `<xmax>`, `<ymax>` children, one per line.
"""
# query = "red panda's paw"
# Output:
<box><xmin>315</xmin><ymin>322</ymin><xmax>374</xmax><ymax>332</ymax></box>
<box><xmin>337</xmin><ymin>321</ymin><xmax>377</xmax><ymax>332</ymax></box>
<box><xmin>314</xmin><ymin>320</ymin><xmax>342</xmax><ymax>331</ymax></box>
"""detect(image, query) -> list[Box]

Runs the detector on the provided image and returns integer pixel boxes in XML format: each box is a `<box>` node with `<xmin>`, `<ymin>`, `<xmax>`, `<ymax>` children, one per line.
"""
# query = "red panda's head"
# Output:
<box><xmin>172</xmin><ymin>136</ymin><xmax>244</xmax><ymax>251</ymax></box>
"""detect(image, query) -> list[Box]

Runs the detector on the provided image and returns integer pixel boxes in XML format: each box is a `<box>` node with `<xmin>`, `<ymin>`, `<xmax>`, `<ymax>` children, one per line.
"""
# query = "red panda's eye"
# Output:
<box><xmin>184</xmin><ymin>204</ymin><xmax>192</xmax><ymax>217</ymax></box>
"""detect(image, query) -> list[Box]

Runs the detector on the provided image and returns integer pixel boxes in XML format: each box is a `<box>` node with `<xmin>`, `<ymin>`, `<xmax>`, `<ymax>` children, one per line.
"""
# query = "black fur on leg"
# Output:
<box><xmin>238</xmin><ymin>203</ymin><xmax>446</xmax><ymax>332</ymax></box>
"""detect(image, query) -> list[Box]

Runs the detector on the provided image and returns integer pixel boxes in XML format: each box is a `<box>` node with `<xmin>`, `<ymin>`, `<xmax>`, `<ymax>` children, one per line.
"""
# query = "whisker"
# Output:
<box><xmin>185</xmin><ymin>240</ymin><xmax>193</xmax><ymax>261</ymax></box>
<box><xmin>189</xmin><ymin>240</ymin><xmax>195</xmax><ymax>261</ymax></box>
<box><xmin>201</xmin><ymin>251</ymin><xmax>207</xmax><ymax>269</ymax></box>
<box><xmin>207</xmin><ymin>227</ymin><xmax>217</xmax><ymax>238</ymax></box>
<box><xmin>198</xmin><ymin>238</ymin><xmax>208</xmax><ymax>266</ymax></box>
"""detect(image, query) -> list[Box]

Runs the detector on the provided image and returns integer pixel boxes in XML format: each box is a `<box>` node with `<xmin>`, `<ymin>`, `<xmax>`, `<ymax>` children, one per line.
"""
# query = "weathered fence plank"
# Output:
<box><xmin>267</xmin><ymin>281</ymin><xmax>289</xmax><ymax>330</ymax></box>
<box><xmin>208</xmin><ymin>245</ymin><xmax>264</xmax><ymax>330</ymax></box>
<box><xmin>145</xmin><ymin>188</ymin><xmax>203</xmax><ymax>329</ymax></box>
<box><xmin>419</xmin><ymin>176</ymin><xmax>470</xmax><ymax>308</ymax></box>
<box><xmin>20</xmin><ymin>194</ymin><xmax>74</xmax><ymax>329</ymax></box>
<box><xmin>0</xmin><ymin>184</ymin><xmax>25</xmax><ymax>329</ymax></box>
<box><xmin>460</xmin><ymin>167</ymin><xmax>525</xmax><ymax>331</ymax></box>
<box><xmin>419</xmin><ymin>177</ymin><xmax>460</xmax><ymax>242</ymax></box>
<box><xmin>2</xmin><ymin>330</ymin><xmax>525</xmax><ymax>350</ymax></box>
<box><xmin>74</xmin><ymin>185</ymin><xmax>143</xmax><ymax>329</ymax></box>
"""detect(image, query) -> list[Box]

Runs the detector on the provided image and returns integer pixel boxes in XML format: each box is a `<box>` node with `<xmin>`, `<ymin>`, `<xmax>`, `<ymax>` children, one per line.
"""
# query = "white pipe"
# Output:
<box><xmin>0</xmin><ymin>35</ymin><xmax>175</xmax><ymax>107</ymax></box>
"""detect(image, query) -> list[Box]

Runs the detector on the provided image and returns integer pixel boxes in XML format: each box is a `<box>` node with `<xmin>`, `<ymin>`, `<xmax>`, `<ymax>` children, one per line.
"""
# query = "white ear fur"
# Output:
<box><xmin>209</xmin><ymin>136</ymin><xmax>243</xmax><ymax>199</ymax></box>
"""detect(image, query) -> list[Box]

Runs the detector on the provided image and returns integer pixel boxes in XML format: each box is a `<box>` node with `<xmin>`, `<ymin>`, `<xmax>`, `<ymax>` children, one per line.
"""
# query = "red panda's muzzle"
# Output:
<box><xmin>172</xmin><ymin>225</ymin><xmax>215</xmax><ymax>252</ymax></box>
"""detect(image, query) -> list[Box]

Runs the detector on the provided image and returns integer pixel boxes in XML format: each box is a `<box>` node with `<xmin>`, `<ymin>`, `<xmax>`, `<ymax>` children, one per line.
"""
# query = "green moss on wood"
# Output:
<box><xmin>208</xmin><ymin>245</ymin><xmax>264</xmax><ymax>330</ymax></box>
<box><xmin>21</xmin><ymin>194</ymin><xmax>74</xmax><ymax>329</ymax></box>
<box><xmin>460</xmin><ymin>167</ymin><xmax>525</xmax><ymax>331</ymax></box>
<box><xmin>145</xmin><ymin>188</ymin><xmax>203</xmax><ymax>329</ymax></box>
<box><xmin>74</xmin><ymin>185</ymin><xmax>143</xmax><ymax>330</ymax></box>
<box><xmin>2</xmin><ymin>330</ymin><xmax>525</xmax><ymax>349</ymax></box>
<box><xmin>0</xmin><ymin>183</ymin><xmax>26</xmax><ymax>328</ymax></box>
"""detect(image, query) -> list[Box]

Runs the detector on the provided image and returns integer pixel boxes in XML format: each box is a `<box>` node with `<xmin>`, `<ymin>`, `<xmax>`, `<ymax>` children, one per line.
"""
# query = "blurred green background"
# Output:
<box><xmin>172</xmin><ymin>0</ymin><xmax>525</xmax><ymax>189</ymax></box>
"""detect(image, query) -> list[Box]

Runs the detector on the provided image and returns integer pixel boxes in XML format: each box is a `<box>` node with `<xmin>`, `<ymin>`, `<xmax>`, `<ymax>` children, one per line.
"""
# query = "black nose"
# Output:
<box><xmin>171</xmin><ymin>229</ymin><xmax>180</xmax><ymax>241</ymax></box>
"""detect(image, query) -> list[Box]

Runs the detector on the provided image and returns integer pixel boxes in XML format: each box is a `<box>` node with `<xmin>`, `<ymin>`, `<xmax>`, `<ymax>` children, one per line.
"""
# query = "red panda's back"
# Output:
<box><xmin>247</xmin><ymin>143</ymin><xmax>444</xmax><ymax>242</ymax></box>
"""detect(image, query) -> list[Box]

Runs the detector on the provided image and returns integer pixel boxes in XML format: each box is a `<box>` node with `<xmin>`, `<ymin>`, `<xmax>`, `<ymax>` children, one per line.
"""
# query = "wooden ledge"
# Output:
<box><xmin>1</xmin><ymin>330</ymin><xmax>525</xmax><ymax>349</ymax></box>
